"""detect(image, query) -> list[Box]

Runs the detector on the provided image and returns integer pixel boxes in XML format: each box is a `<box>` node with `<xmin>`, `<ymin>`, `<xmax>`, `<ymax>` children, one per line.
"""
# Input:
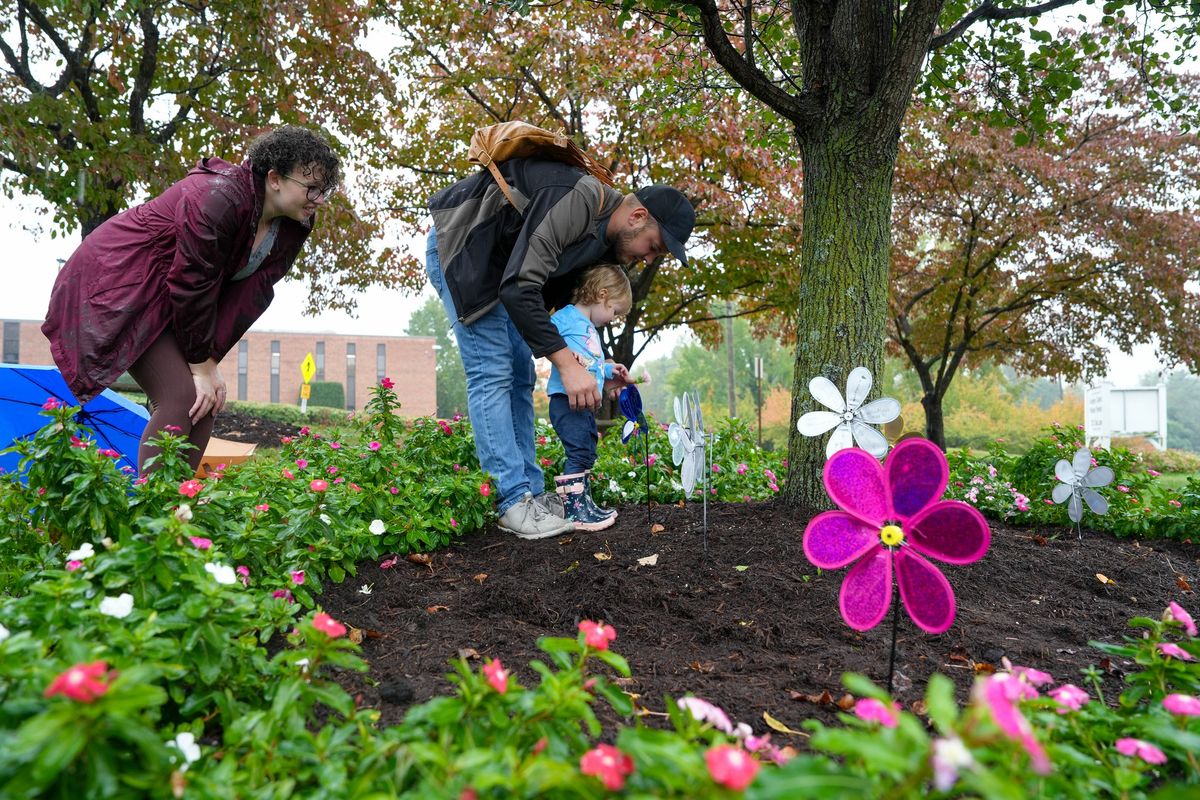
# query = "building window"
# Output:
<box><xmin>237</xmin><ymin>340</ymin><xmax>249</xmax><ymax>401</ymax></box>
<box><xmin>270</xmin><ymin>340</ymin><xmax>280</xmax><ymax>405</ymax></box>
<box><xmin>346</xmin><ymin>343</ymin><xmax>356</xmax><ymax>410</ymax></box>
<box><xmin>2</xmin><ymin>321</ymin><xmax>19</xmax><ymax>364</ymax></box>
<box><xmin>376</xmin><ymin>343</ymin><xmax>386</xmax><ymax>383</ymax></box>
<box><xmin>315</xmin><ymin>341</ymin><xmax>325</xmax><ymax>381</ymax></box>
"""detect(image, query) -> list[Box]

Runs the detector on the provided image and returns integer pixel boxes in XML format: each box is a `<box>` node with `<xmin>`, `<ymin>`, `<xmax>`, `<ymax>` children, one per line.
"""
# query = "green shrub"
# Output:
<box><xmin>306</xmin><ymin>380</ymin><xmax>345</xmax><ymax>410</ymax></box>
<box><xmin>223</xmin><ymin>400</ymin><xmax>342</xmax><ymax>428</ymax></box>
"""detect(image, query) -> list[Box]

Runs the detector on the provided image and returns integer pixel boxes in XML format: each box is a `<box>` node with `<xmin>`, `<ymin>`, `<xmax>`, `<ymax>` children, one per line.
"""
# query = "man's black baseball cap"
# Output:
<box><xmin>634</xmin><ymin>185</ymin><xmax>695</xmax><ymax>266</ymax></box>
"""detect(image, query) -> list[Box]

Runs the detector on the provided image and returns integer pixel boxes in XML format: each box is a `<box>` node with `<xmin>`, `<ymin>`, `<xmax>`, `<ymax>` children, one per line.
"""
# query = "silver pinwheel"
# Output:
<box><xmin>796</xmin><ymin>366</ymin><xmax>901</xmax><ymax>459</ymax></box>
<box><xmin>1051</xmin><ymin>447</ymin><xmax>1113</xmax><ymax>537</ymax></box>
<box><xmin>668</xmin><ymin>393</ymin><xmax>705</xmax><ymax>496</ymax></box>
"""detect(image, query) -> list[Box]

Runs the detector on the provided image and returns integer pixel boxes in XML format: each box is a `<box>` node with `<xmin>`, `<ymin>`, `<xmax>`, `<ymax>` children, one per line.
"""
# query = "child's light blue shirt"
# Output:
<box><xmin>546</xmin><ymin>304</ymin><xmax>614</xmax><ymax>397</ymax></box>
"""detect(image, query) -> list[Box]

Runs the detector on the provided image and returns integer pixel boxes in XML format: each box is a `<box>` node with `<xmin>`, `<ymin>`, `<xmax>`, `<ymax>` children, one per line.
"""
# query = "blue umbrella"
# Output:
<box><xmin>0</xmin><ymin>364</ymin><xmax>149</xmax><ymax>478</ymax></box>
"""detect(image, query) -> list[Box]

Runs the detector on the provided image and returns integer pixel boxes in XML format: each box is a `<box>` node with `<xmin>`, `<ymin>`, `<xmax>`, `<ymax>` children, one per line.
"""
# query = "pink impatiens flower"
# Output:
<box><xmin>178</xmin><ymin>479</ymin><xmax>203</xmax><ymax>498</ymax></box>
<box><xmin>1164</xmin><ymin>602</ymin><xmax>1197</xmax><ymax>637</ymax></box>
<box><xmin>1048</xmin><ymin>684</ymin><xmax>1090</xmax><ymax>713</ymax></box>
<box><xmin>291</xmin><ymin>570</ymin><xmax>306</xmax><ymax>585</ymax></box>
<box><xmin>803</xmin><ymin>439</ymin><xmax>990</xmax><ymax>633</ymax></box>
<box><xmin>678</xmin><ymin>696</ymin><xmax>734</xmax><ymax>734</ymax></box>
<box><xmin>1115</xmin><ymin>738</ymin><xmax>1167</xmax><ymax>765</ymax></box>
<box><xmin>188</xmin><ymin>536</ymin><xmax>212</xmax><ymax>550</ymax></box>
<box><xmin>579</xmin><ymin>620</ymin><xmax>617</xmax><ymax>650</ymax></box>
<box><xmin>854</xmin><ymin>697</ymin><xmax>901</xmax><ymax>728</ymax></box>
<box><xmin>295</xmin><ymin>458</ymin><xmax>308</xmax><ymax>469</ymax></box>
<box><xmin>236</xmin><ymin>565</ymin><xmax>250</xmax><ymax>586</ymax></box>
<box><xmin>579</xmin><ymin>744</ymin><xmax>634</xmax><ymax>791</ymax></box>
<box><xmin>480</xmin><ymin>482</ymin><xmax>491</xmax><ymax>497</ymax></box>
<box><xmin>282</xmin><ymin>468</ymin><xmax>295</xmax><ymax>480</ymax></box>
<box><xmin>44</xmin><ymin>660</ymin><xmax>111</xmax><ymax>703</ymax></box>
<box><xmin>309</xmin><ymin>479</ymin><xmax>329</xmax><ymax>492</ymax></box>
<box><xmin>255</xmin><ymin>504</ymin><xmax>269</xmax><ymax>512</ymax></box>
<box><xmin>42</xmin><ymin>397</ymin><xmax>61</xmax><ymax>410</ymax></box>
<box><xmin>1158</xmin><ymin>643</ymin><xmax>1195</xmax><ymax>661</ymax></box>
<box><xmin>368</xmin><ymin>441</ymin><xmax>381</xmax><ymax>451</ymax></box>
<box><xmin>977</xmin><ymin>674</ymin><xmax>1051</xmax><ymax>774</ymax></box>
<box><xmin>705</xmin><ymin>744</ymin><xmax>760</xmax><ymax>791</ymax></box>
<box><xmin>482</xmin><ymin>659</ymin><xmax>509</xmax><ymax>694</ymax></box>
<box><xmin>312</xmin><ymin>612</ymin><xmax>346</xmax><ymax>638</ymax></box>
<box><xmin>380</xmin><ymin>377</ymin><xmax>395</xmax><ymax>389</ymax></box>
<box><xmin>1163</xmin><ymin>694</ymin><xmax>1200</xmax><ymax>716</ymax></box>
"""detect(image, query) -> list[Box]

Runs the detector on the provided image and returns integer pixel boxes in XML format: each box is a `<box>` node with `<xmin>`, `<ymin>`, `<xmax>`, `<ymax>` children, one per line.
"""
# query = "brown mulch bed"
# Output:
<box><xmin>211</xmin><ymin>409</ymin><xmax>296</xmax><ymax>446</ymax></box>
<box><xmin>318</xmin><ymin>501</ymin><xmax>1200</xmax><ymax>736</ymax></box>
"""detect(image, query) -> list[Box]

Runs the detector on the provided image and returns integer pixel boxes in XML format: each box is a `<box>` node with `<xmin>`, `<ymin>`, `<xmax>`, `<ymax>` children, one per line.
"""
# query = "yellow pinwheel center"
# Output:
<box><xmin>880</xmin><ymin>524</ymin><xmax>904</xmax><ymax>547</ymax></box>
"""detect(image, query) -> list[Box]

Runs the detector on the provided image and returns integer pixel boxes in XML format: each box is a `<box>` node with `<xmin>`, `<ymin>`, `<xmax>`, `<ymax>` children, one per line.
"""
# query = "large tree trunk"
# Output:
<box><xmin>784</xmin><ymin>125</ymin><xmax>897</xmax><ymax>508</ymax></box>
<box><xmin>922</xmin><ymin>391</ymin><xmax>947</xmax><ymax>449</ymax></box>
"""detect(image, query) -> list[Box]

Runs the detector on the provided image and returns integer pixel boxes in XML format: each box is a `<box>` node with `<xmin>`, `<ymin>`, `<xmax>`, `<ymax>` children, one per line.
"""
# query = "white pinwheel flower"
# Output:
<box><xmin>1052</xmin><ymin>447</ymin><xmax>1114</xmax><ymax>523</ymax></box>
<box><xmin>667</xmin><ymin>393</ymin><xmax>706</xmax><ymax>495</ymax></box>
<box><xmin>796</xmin><ymin>366</ymin><xmax>900</xmax><ymax>459</ymax></box>
<box><xmin>99</xmin><ymin>593</ymin><xmax>134</xmax><ymax>619</ymax></box>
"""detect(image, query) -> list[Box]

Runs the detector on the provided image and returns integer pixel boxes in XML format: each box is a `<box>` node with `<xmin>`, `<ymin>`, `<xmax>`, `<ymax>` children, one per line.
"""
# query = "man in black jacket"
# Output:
<box><xmin>426</xmin><ymin>158</ymin><xmax>694</xmax><ymax>539</ymax></box>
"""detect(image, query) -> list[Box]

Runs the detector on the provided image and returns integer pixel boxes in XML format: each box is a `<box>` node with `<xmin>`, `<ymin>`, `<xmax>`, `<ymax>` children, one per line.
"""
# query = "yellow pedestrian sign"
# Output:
<box><xmin>301</xmin><ymin>353</ymin><xmax>316</xmax><ymax>384</ymax></box>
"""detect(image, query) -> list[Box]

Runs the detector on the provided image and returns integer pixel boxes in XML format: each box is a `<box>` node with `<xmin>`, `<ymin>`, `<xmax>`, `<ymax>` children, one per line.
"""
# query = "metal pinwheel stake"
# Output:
<box><xmin>618</xmin><ymin>385</ymin><xmax>652</xmax><ymax>527</ymax></box>
<box><xmin>1051</xmin><ymin>447</ymin><xmax>1113</xmax><ymax>540</ymax></box>
<box><xmin>668</xmin><ymin>392</ymin><xmax>709</xmax><ymax>554</ymax></box>
<box><xmin>797</xmin><ymin>366</ymin><xmax>901</xmax><ymax>459</ymax></box>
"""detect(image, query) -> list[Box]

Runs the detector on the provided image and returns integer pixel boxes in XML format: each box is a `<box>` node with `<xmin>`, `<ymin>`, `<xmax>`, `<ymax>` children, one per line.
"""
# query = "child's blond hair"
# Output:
<box><xmin>572</xmin><ymin>264</ymin><xmax>633</xmax><ymax>307</ymax></box>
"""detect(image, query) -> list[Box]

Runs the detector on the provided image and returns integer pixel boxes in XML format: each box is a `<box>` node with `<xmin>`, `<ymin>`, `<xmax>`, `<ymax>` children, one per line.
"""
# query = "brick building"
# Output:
<box><xmin>2</xmin><ymin>319</ymin><xmax>436</xmax><ymax>415</ymax></box>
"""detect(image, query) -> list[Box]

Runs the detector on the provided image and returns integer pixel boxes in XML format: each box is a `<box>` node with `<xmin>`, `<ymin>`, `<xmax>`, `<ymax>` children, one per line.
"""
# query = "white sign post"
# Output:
<box><xmin>1084</xmin><ymin>383</ymin><xmax>1168</xmax><ymax>451</ymax></box>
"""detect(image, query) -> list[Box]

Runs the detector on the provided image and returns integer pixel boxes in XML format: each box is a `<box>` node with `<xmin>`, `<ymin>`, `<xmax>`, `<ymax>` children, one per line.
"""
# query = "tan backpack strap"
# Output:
<box><xmin>479</xmin><ymin>150</ymin><xmax>517</xmax><ymax>209</ymax></box>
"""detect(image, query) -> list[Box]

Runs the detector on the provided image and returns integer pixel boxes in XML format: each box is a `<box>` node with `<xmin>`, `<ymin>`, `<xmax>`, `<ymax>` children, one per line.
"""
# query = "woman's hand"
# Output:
<box><xmin>188</xmin><ymin>358</ymin><xmax>227</xmax><ymax>424</ymax></box>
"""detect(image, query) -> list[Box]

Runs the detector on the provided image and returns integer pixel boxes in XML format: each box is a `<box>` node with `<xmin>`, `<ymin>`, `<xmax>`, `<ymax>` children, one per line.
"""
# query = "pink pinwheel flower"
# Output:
<box><xmin>1163</xmin><ymin>694</ymin><xmax>1200</xmax><ymax>716</ymax></box>
<box><xmin>312</xmin><ymin>612</ymin><xmax>346</xmax><ymax>638</ymax></box>
<box><xmin>1159</xmin><ymin>643</ymin><xmax>1195</xmax><ymax>661</ymax></box>
<box><xmin>854</xmin><ymin>697</ymin><xmax>901</xmax><ymax>728</ymax></box>
<box><xmin>1164</xmin><ymin>602</ymin><xmax>1197</xmax><ymax>637</ymax></box>
<box><xmin>1115</xmin><ymin>738</ymin><xmax>1167</xmax><ymax>765</ymax></box>
<box><xmin>580</xmin><ymin>744</ymin><xmax>634</xmax><ymax>791</ymax></box>
<box><xmin>705</xmin><ymin>744</ymin><xmax>760</xmax><ymax>791</ymax></box>
<box><xmin>803</xmin><ymin>439</ymin><xmax>990</xmax><ymax>633</ymax></box>
<box><xmin>482</xmin><ymin>659</ymin><xmax>509</xmax><ymax>694</ymax></box>
<box><xmin>579</xmin><ymin>620</ymin><xmax>616</xmax><ymax>650</ymax></box>
<box><xmin>1049</xmin><ymin>684</ymin><xmax>1090</xmax><ymax>713</ymax></box>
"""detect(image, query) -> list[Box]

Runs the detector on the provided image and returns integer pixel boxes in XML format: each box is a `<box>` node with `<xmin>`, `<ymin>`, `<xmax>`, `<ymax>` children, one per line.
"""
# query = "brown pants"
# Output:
<box><xmin>128</xmin><ymin>330</ymin><xmax>213</xmax><ymax>473</ymax></box>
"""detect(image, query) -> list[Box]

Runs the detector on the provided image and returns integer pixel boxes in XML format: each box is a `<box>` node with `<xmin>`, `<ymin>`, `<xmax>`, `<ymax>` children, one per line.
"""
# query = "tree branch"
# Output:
<box><xmin>929</xmin><ymin>0</ymin><xmax>1081</xmax><ymax>51</ymax></box>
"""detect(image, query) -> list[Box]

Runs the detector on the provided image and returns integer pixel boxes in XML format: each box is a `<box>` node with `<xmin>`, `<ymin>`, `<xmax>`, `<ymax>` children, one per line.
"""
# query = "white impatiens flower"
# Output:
<box><xmin>796</xmin><ymin>366</ymin><xmax>900</xmax><ymax>459</ymax></box>
<box><xmin>0</xmin><ymin>623</ymin><xmax>9</xmax><ymax>644</ymax></box>
<box><xmin>609</xmin><ymin>479</ymin><xmax>620</xmax><ymax>493</ymax></box>
<box><xmin>359</xmin><ymin>584</ymin><xmax>373</xmax><ymax>595</ymax></box>
<box><xmin>204</xmin><ymin>562</ymin><xmax>237</xmax><ymax>585</ymax></box>
<box><xmin>369</xmin><ymin>519</ymin><xmax>386</xmax><ymax>535</ymax></box>
<box><xmin>174</xmin><ymin>504</ymin><xmax>193</xmax><ymax>523</ymax></box>
<box><xmin>1052</xmin><ymin>447</ymin><xmax>1114</xmax><ymax>524</ymax></box>
<box><xmin>319</xmin><ymin>513</ymin><xmax>332</xmax><ymax>525</ymax></box>
<box><xmin>99</xmin><ymin>593</ymin><xmax>134</xmax><ymax>619</ymax></box>
<box><xmin>168</xmin><ymin>732</ymin><xmax>201</xmax><ymax>770</ymax></box>
<box><xmin>66</xmin><ymin>542</ymin><xmax>95</xmax><ymax>561</ymax></box>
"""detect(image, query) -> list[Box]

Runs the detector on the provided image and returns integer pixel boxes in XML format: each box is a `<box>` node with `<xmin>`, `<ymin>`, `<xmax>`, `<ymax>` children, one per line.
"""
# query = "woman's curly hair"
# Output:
<box><xmin>246</xmin><ymin>125</ymin><xmax>342</xmax><ymax>193</ymax></box>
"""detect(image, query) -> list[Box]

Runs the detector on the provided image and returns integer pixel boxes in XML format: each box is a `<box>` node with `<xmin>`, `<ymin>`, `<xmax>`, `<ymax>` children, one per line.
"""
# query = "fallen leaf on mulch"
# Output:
<box><xmin>789</xmin><ymin>689</ymin><xmax>833</xmax><ymax>705</ymax></box>
<box><xmin>473</xmin><ymin>573</ymin><xmax>488</xmax><ymax>584</ymax></box>
<box><xmin>973</xmin><ymin>662</ymin><xmax>996</xmax><ymax>674</ymax></box>
<box><xmin>734</xmin><ymin>565</ymin><xmax>749</xmax><ymax>572</ymax></box>
<box><xmin>1178</xmin><ymin>575</ymin><xmax>1193</xmax><ymax>592</ymax></box>
<box><xmin>1033</xmin><ymin>535</ymin><xmax>1048</xmax><ymax>546</ymax></box>
<box><xmin>650</xmin><ymin>523</ymin><xmax>665</xmax><ymax>534</ymax></box>
<box><xmin>689</xmin><ymin>661</ymin><xmax>715</xmax><ymax>674</ymax></box>
<box><xmin>457</xmin><ymin>647</ymin><xmax>479</xmax><ymax>660</ymax></box>
<box><xmin>379</xmin><ymin>556</ymin><xmax>399</xmax><ymax>569</ymax></box>
<box><xmin>763</xmin><ymin>712</ymin><xmax>806</xmax><ymax>736</ymax></box>
<box><xmin>637</xmin><ymin>554</ymin><xmax>659</xmax><ymax>566</ymax></box>
<box><xmin>1096</xmin><ymin>573</ymin><xmax>1115</xmax><ymax>585</ymax></box>
<box><xmin>594</xmin><ymin>552</ymin><xmax>612</xmax><ymax>561</ymax></box>
<box><xmin>910</xmin><ymin>699</ymin><xmax>928</xmax><ymax>716</ymax></box>
<box><xmin>835</xmin><ymin>694</ymin><xmax>855</xmax><ymax>711</ymax></box>
<box><xmin>348</xmin><ymin>627</ymin><xmax>364</xmax><ymax>644</ymax></box>
<box><xmin>408</xmin><ymin>553</ymin><xmax>433</xmax><ymax>566</ymax></box>
<box><xmin>560</xmin><ymin>561</ymin><xmax>579</xmax><ymax>573</ymax></box>
<box><xmin>426</xmin><ymin>605</ymin><xmax>449</xmax><ymax>613</ymax></box>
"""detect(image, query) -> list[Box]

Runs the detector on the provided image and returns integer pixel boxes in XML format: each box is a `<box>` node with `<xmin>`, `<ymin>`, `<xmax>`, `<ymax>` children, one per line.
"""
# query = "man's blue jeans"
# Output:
<box><xmin>425</xmin><ymin>227</ymin><xmax>544</xmax><ymax>515</ymax></box>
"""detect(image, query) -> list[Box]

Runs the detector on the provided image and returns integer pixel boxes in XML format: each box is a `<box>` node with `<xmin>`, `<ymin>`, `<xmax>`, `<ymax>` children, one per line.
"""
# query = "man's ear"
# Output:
<box><xmin>626</xmin><ymin>206</ymin><xmax>650</xmax><ymax>227</ymax></box>
<box><xmin>265</xmin><ymin>168</ymin><xmax>281</xmax><ymax>191</ymax></box>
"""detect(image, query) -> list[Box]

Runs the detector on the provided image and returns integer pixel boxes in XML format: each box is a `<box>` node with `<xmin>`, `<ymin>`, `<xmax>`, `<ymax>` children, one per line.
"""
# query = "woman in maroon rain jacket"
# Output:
<box><xmin>42</xmin><ymin>125</ymin><xmax>341</xmax><ymax>473</ymax></box>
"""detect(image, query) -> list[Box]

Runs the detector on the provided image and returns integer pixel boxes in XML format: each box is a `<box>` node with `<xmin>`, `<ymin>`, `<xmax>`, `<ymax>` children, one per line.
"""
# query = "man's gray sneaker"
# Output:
<box><xmin>498</xmin><ymin>492</ymin><xmax>575</xmax><ymax>540</ymax></box>
<box><xmin>532</xmin><ymin>491</ymin><xmax>566</xmax><ymax>518</ymax></box>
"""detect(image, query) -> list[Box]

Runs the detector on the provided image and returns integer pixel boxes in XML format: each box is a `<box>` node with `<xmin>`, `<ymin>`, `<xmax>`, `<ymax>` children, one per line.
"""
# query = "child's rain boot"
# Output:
<box><xmin>584</xmin><ymin>471</ymin><xmax>618</xmax><ymax>521</ymax></box>
<box><xmin>554</xmin><ymin>472</ymin><xmax>616</xmax><ymax>532</ymax></box>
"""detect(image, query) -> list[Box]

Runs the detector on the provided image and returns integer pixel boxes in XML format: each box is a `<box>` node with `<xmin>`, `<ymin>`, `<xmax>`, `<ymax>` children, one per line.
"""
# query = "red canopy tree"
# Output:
<box><xmin>890</xmin><ymin>63</ymin><xmax>1200</xmax><ymax>447</ymax></box>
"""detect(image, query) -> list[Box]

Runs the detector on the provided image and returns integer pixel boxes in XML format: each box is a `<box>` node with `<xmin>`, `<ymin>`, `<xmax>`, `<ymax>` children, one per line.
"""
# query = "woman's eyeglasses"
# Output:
<box><xmin>281</xmin><ymin>173</ymin><xmax>336</xmax><ymax>202</ymax></box>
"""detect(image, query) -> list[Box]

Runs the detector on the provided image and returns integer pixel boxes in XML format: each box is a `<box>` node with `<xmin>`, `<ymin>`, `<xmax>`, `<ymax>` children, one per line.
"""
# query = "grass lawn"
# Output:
<box><xmin>1158</xmin><ymin>471</ymin><xmax>1197</xmax><ymax>491</ymax></box>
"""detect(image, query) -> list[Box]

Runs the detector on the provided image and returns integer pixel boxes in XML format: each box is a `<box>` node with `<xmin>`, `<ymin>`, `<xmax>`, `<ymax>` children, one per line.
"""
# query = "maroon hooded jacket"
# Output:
<box><xmin>42</xmin><ymin>157</ymin><xmax>313</xmax><ymax>403</ymax></box>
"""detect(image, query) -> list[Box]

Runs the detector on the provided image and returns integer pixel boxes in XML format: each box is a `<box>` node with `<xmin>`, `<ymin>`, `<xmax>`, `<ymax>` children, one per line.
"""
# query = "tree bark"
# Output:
<box><xmin>784</xmin><ymin>123</ymin><xmax>897</xmax><ymax>509</ymax></box>
<box><xmin>922</xmin><ymin>391</ymin><xmax>947</xmax><ymax>449</ymax></box>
